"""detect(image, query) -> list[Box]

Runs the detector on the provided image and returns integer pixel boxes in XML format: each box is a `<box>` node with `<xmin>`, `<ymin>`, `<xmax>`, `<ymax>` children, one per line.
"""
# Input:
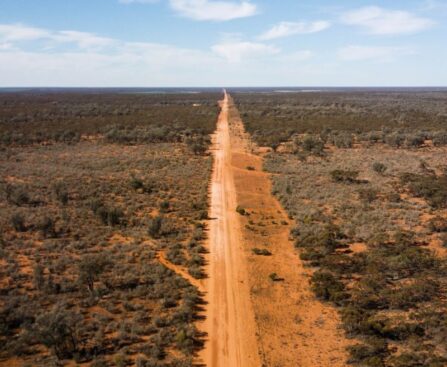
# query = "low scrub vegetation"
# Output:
<box><xmin>234</xmin><ymin>91</ymin><xmax>447</xmax><ymax>151</ymax></box>
<box><xmin>0</xmin><ymin>91</ymin><xmax>218</xmax><ymax>366</ymax></box>
<box><xmin>244</xmin><ymin>91</ymin><xmax>447</xmax><ymax>367</ymax></box>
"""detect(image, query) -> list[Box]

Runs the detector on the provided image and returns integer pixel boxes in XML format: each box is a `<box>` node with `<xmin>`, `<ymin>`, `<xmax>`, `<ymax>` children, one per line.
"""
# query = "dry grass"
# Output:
<box><xmin>0</xmin><ymin>92</ymin><xmax>218</xmax><ymax>367</ymax></box>
<box><xmin>240</xmin><ymin>91</ymin><xmax>447</xmax><ymax>367</ymax></box>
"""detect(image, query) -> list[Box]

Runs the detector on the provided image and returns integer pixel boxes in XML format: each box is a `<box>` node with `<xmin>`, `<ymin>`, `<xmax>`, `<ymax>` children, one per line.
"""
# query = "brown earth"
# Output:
<box><xmin>199</xmin><ymin>92</ymin><xmax>351</xmax><ymax>367</ymax></box>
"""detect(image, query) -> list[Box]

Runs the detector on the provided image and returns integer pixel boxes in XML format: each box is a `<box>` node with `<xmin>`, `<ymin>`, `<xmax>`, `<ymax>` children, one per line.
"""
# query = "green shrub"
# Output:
<box><xmin>236</xmin><ymin>206</ymin><xmax>246</xmax><ymax>215</ymax></box>
<box><xmin>37</xmin><ymin>216</ymin><xmax>56</xmax><ymax>238</ymax></box>
<box><xmin>94</xmin><ymin>205</ymin><xmax>124</xmax><ymax>226</ymax></box>
<box><xmin>27</xmin><ymin>306</ymin><xmax>82</xmax><ymax>360</ymax></box>
<box><xmin>269</xmin><ymin>273</ymin><xmax>283</xmax><ymax>282</ymax></box>
<box><xmin>252</xmin><ymin>248</ymin><xmax>272</xmax><ymax>256</ymax></box>
<box><xmin>311</xmin><ymin>271</ymin><xmax>346</xmax><ymax>304</ymax></box>
<box><xmin>33</xmin><ymin>264</ymin><xmax>45</xmax><ymax>290</ymax></box>
<box><xmin>78</xmin><ymin>254</ymin><xmax>111</xmax><ymax>293</ymax></box>
<box><xmin>441</xmin><ymin>233</ymin><xmax>447</xmax><ymax>248</ymax></box>
<box><xmin>428</xmin><ymin>216</ymin><xmax>447</xmax><ymax>232</ymax></box>
<box><xmin>11</xmin><ymin>213</ymin><xmax>26</xmax><ymax>232</ymax></box>
<box><xmin>400</xmin><ymin>173</ymin><xmax>447</xmax><ymax>209</ymax></box>
<box><xmin>130</xmin><ymin>175</ymin><xmax>144</xmax><ymax>190</ymax></box>
<box><xmin>358</xmin><ymin>188</ymin><xmax>378</xmax><ymax>203</ymax></box>
<box><xmin>186</xmin><ymin>136</ymin><xmax>209</xmax><ymax>155</ymax></box>
<box><xmin>372</xmin><ymin>162</ymin><xmax>387</xmax><ymax>175</ymax></box>
<box><xmin>348</xmin><ymin>338</ymin><xmax>387</xmax><ymax>367</ymax></box>
<box><xmin>5</xmin><ymin>184</ymin><xmax>30</xmax><ymax>206</ymax></box>
<box><xmin>432</xmin><ymin>131</ymin><xmax>447</xmax><ymax>146</ymax></box>
<box><xmin>330</xmin><ymin>170</ymin><xmax>359</xmax><ymax>184</ymax></box>
<box><xmin>53</xmin><ymin>182</ymin><xmax>69</xmax><ymax>205</ymax></box>
<box><xmin>188</xmin><ymin>265</ymin><xmax>205</xmax><ymax>279</ymax></box>
<box><xmin>159</xmin><ymin>200</ymin><xmax>170</xmax><ymax>212</ymax></box>
<box><xmin>299</xmin><ymin>135</ymin><xmax>325</xmax><ymax>156</ymax></box>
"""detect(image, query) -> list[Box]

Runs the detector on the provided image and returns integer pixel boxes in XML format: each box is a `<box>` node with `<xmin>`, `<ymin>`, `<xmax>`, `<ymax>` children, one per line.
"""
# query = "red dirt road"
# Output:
<box><xmin>198</xmin><ymin>92</ymin><xmax>350</xmax><ymax>367</ymax></box>
<box><xmin>198</xmin><ymin>92</ymin><xmax>261</xmax><ymax>367</ymax></box>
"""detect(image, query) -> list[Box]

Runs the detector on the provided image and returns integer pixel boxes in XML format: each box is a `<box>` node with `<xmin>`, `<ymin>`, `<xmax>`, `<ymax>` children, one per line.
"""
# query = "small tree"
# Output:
<box><xmin>28</xmin><ymin>305</ymin><xmax>82</xmax><ymax>360</ymax></box>
<box><xmin>300</xmin><ymin>135</ymin><xmax>325</xmax><ymax>156</ymax></box>
<box><xmin>38</xmin><ymin>216</ymin><xmax>56</xmax><ymax>238</ymax></box>
<box><xmin>186</xmin><ymin>136</ymin><xmax>208</xmax><ymax>155</ymax></box>
<box><xmin>148</xmin><ymin>216</ymin><xmax>163</xmax><ymax>238</ymax></box>
<box><xmin>5</xmin><ymin>184</ymin><xmax>30</xmax><ymax>206</ymax></box>
<box><xmin>33</xmin><ymin>263</ymin><xmax>45</xmax><ymax>290</ymax></box>
<box><xmin>372</xmin><ymin>162</ymin><xmax>387</xmax><ymax>175</ymax></box>
<box><xmin>11</xmin><ymin>213</ymin><xmax>26</xmax><ymax>232</ymax></box>
<box><xmin>330</xmin><ymin>170</ymin><xmax>360</xmax><ymax>184</ymax></box>
<box><xmin>130</xmin><ymin>175</ymin><xmax>144</xmax><ymax>190</ymax></box>
<box><xmin>78</xmin><ymin>254</ymin><xmax>111</xmax><ymax>293</ymax></box>
<box><xmin>53</xmin><ymin>181</ymin><xmax>69</xmax><ymax>205</ymax></box>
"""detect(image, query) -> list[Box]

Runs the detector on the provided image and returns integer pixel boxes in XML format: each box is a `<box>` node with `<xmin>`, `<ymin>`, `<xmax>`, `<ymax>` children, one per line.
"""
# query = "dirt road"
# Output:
<box><xmin>198</xmin><ymin>91</ymin><xmax>261</xmax><ymax>367</ymax></box>
<box><xmin>199</xmin><ymin>92</ymin><xmax>350</xmax><ymax>367</ymax></box>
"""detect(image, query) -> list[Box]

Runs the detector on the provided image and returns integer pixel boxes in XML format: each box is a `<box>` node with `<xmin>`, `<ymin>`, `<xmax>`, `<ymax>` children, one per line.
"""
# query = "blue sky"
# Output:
<box><xmin>0</xmin><ymin>0</ymin><xmax>446</xmax><ymax>86</ymax></box>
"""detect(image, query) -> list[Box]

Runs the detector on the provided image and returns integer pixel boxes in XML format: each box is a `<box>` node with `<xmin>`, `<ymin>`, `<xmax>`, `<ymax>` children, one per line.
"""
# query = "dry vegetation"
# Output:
<box><xmin>0</xmin><ymin>92</ymin><xmax>219</xmax><ymax>366</ymax></box>
<box><xmin>236</xmin><ymin>91</ymin><xmax>447</xmax><ymax>151</ymax></box>
<box><xmin>235</xmin><ymin>91</ymin><xmax>447</xmax><ymax>367</ymax></box>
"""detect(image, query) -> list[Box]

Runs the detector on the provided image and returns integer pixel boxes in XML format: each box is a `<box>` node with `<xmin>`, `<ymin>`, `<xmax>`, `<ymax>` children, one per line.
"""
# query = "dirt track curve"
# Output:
<box><xmin>198</xmin><ymin>91</ymin><xmax>350</xmax><ymax>367</ymax></box>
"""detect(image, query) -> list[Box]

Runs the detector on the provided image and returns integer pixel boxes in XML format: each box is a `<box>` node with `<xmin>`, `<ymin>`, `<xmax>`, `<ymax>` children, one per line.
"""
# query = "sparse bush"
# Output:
<box><xmin>372</xmin><ymin>162</ymin><xmax>387</xmax><ymax>175</ymax></box>
<box><xmin>331</xmin><ymin>133</ymin><xmax>353</xmax><ymax>149</ymax></box>
<box><xmin>130</xmin><ymin>175</ymin><xmax>144</xmax><ymax>190</ymax></box>
<box><xmin>148</xmin><ymin>216</ymin><xmax>163</xmax><ymax>238</ymax></box>
<box><xmin>188</xmin><ymin>265</ymin><xmax>205</xmax><ymax>279</ymax></box>
<box><xmin>297</xmin><ymin>135</ymin><xmax>325</xmax><ymax>156</ymax></box>
<box><xmin>311</xmin><ymin>271</ymin><xmax>346</xmax><ymax>304</ymax></box>
<box><xmin>404</xmin><ymin>134</ymin><xmax>425</xmax><ymax>148</ymax></box>
<box><xmin>186</xmin><ymin>136</ymin><xmax>209</xmax><ymax>155</ymax></box>
<box><xmin>432</xmin><ymin>131</ymin><xmax>447</xmax><ymax>146</ymax></box>
<box><xmin>27</xmin><ymin>306</ymin><xmax>82</xmax><ymax>360</ymax></box>
<box><xmin>160</xmin><ymin>200</ymin><xmax>170</xmax><ymax>212</ymax></box>
<box><xmin>78</xmin><ymin>254</ymin><xmax>111</xmax><ymax>293</ymax></box>
<box><xmin>401</xmin><ymin>173</ymin><xmax>447</xmax><ymax>208</ymax></box>
<box><xmin>348</xmin><ymin>338</ymin><xmax>387</xmax><ymax>367</ymax></box>
<box><xmin>53</xmin><ymin>182</ymin><xmax>69</xmax><ymax>205</ymax></box>
<box><xmin>5</xmin><ymin>184</ymin><xmax>30</xmax><ymax>206</ymax></box>
<box><xmin>236</xmin><ymin>206</ymin><xmax>246</xmax><ymax>216</ymax></box>
<box><xmin>385</xmin><ymin>133</ymin><xmax>405</xmax><ymax>148</ymax></box>
<box><xmin>11</xmin><ymin>213</ymin><xmax>26</xmax><ymax>232</ymax></box>
<box><xmin>252</xmin><ymin>248</ymin><xmax>272</xmax><ymax>256</ymax></box>
<box><xmin>441</xmin><ymin>233</ymin><xmax>447</xmax><ymax>248</ymax></box>
<box><xmin>37</xmin><ymin>216</ymin><xmax>56</xmax><ymax>238</ymax></box>
<box><xmin>358</xmin><ymin>188</ymin><xmax>378</xmax><ymax>203</ymax></box>
<box><xmin>269</xmin><ymin>273</ymin><xmax>283</xmax><ymax>282</ymax></box>
<box><xmin>429</xmin><ymin>216</ymin><xmax>447</xmax><ymax>232</ymax></box>
<box><xmin>330</xmin><ymin>170</ymin><xmax>359</xmax><ymax>184</ymax></box>
<box><xmin>95</xmin><ymin>205</ymin><xmax>124</xmax><ymax>226</ymax></box>
<box><xmin>33</xmin><ymin>264</ymin><xmax>45</xmax><ymax>290</ymax></box>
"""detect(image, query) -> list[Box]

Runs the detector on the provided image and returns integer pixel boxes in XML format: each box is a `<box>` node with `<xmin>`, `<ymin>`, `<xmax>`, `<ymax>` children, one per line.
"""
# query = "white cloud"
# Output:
<box><xmin>280</xmin><ymin>50</ymin><xmax>313</xmax><ymax>62</ymax></box>
<box><xmin>0</xmin><ymin>24</ymin><xmax>51</xmax><ymax>41</ymax></box>
<box><xmin>0</xmin><ymin>43</ymin><xmax>13</xmax><ymax>50</ymax></box>
<box><xmin>341</xmin><ymin>6</ymin><xmax>435</xmax><ymax>35</ymax></box>
<box><xmin>338</xmin><ymin>45</ymin><xmax>414</xmax><ymax>61</ymax></box>
<box><xmin>169</xmin><ymin>0</ymin><xmax>257</xmax><ymax>21</ymax></box>
<box><xmin>0</xmin><ymin>24</ymin><xmax>114</xmax><ymax>50</ymax></box>
<box><xmin>211</xmin><ymin>40</ymin><xmax>278</xmax><ymax>62</ymax></box>
<box><xmin>259</xmin><ymin>21</ymin><xmax>330</xmax><ymax>40</ymax></box>
<box><xmin>53</xmin><ymin>31</ymin><xmax>115</xmax><ymax>49</ymax></box>
<box><xmin>118</xmin><ymin>0</ymin><xmax>257</xmax><ymax>21</ymax></box>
